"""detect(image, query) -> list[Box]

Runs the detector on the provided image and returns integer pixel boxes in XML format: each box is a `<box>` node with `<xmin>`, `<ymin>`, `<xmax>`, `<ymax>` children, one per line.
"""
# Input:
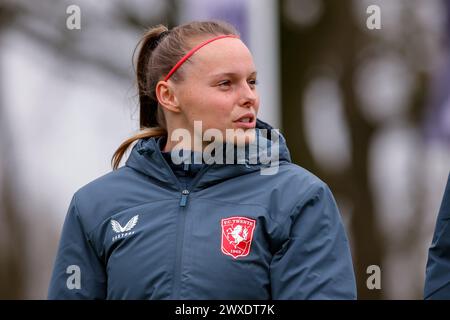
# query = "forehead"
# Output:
<box><xmin>188</xmin><ymin>37</ymin><xmax>256</xmax><ymax>76</ymax></box>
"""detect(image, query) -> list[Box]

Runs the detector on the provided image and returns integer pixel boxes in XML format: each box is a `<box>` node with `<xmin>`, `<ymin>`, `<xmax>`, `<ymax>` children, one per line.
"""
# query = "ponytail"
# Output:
<box><xmin>111</xmin><ymin>25</ymin><xmax>169</xmax><ymax>170</ymax></box>
<box><xmin>111</xmin><ymin>127</ymin><xmax>166</xmax><ymax>170</ymax></box>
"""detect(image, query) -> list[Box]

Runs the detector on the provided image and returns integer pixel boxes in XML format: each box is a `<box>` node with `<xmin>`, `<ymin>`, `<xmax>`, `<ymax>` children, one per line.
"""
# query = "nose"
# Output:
<box><xmin>238</xmin><ymin>82</ymin><xmax>258</xmax><ymax>108</ymax></box>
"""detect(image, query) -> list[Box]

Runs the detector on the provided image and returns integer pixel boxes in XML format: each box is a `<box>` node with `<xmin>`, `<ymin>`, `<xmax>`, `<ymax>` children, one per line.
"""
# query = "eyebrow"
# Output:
<box><xmin>210</xmin><ymin>71</ymin><xmax>258</xmax><ymax>78</ymax></box>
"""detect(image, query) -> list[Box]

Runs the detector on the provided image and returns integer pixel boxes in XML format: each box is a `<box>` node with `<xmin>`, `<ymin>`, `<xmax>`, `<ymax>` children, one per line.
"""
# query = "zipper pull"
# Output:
<box><xmin>179</xmin><ymin>189</ymin><xmax>190</xmax><ymax>207</ymax></box>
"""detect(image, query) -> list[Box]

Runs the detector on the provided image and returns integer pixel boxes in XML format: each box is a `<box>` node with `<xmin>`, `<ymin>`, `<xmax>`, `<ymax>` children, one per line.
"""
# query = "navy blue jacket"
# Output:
<box><xmin>425</xmin><ymin>173</ymin><xmax>450</xmax><ymax>299</ymax></box>
<box><xmin>48</xmin><ymin>120</ymin><xmax>357</xmax><ymax>299</ymax></box>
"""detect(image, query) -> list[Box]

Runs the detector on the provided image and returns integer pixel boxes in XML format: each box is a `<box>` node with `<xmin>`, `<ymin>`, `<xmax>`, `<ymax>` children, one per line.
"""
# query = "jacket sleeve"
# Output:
<box><xmin>270</xmin><ymin>182</ymin><xmax>357</xmax><ymax>299</ymax></box>
<box><xmin>48</xmin><ymin>194</ymin><xmax>106</xmax><ymax>299</ymax></box>
<box><xmin>424</xmin><ymin>173</ymin><xmax>450</xmax><ymax>299</ymax></box>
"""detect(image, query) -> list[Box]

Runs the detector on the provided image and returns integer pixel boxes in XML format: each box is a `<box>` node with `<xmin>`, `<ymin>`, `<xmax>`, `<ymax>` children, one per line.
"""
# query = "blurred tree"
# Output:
<box><xmin>279</xmin><ymin>0</ymin><xmax>430</xmax><ymax>299</ymax></box>
<box><xmin>0</xmin><ymin>0</ymin><xmax>26</xmax><ymax>300</ymax></box>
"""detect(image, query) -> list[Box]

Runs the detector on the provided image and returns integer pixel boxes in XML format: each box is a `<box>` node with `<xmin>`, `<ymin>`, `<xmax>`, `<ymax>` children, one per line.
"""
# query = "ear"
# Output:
<box><xmin>155</xmin><ymin>80</ymin><xmax>181</xmax><ymax>113</ymax></box>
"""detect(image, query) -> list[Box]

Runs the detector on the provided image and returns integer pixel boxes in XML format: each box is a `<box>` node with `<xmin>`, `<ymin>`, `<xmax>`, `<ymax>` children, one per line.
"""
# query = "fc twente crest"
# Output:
<box><xmin>221</xmin><ymin>216</ymin><xmax>256</xmax><ymax>259</ymax></box>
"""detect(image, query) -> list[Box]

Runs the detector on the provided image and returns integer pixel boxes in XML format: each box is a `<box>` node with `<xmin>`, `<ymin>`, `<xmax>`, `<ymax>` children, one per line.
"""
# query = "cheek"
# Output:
<box><xmin>202</xmin><ymin>106</ymin><xmax>233</xmax><ymax>132</ymax></box>
<box><xmin>189</xmin><ymin>93</ymin><xmax>234</xmax><ymax>124</ymax></box>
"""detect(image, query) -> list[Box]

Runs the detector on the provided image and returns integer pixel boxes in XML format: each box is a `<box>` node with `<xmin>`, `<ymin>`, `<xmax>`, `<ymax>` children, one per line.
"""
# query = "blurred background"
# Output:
<box><xmin>0</xmin><ymin>0</ymin><xmax>449</xmax><ymax>299</ymax></box>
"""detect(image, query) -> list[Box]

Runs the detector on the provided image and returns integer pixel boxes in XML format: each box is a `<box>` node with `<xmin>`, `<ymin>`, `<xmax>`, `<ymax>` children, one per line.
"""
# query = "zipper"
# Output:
<box><xmin>179</xmin><ymin>189</ymin><xmax>189</xmax><ymax>207</ymax></box>
<box><xmin>144</xmin><ymin>146</ymin><xmax>212</xmax><ymax>299</ymax></box>
<box><xmin>170</xmin><ymin>164</ymin><xmax>211</xmax><ymax>299</ymax></box>
<box><xmin>172</xmin><ymin>198</ymin><xmax>187</xmax><ymax>299</ymax></box>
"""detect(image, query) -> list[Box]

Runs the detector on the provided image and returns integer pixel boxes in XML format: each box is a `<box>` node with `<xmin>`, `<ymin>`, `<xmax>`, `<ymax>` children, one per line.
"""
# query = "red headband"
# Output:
<box><xmin>164</xmin><ymin>34</ymin><xmax>240</xmax><ymax>81</ymax></box>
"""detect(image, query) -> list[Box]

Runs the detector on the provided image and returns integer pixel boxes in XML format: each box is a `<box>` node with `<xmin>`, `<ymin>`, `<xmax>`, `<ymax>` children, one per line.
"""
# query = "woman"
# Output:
<box><xmin>48</xmin><ymin>20</ymin><xmax>356</xmax><ymax>299</ymax></box>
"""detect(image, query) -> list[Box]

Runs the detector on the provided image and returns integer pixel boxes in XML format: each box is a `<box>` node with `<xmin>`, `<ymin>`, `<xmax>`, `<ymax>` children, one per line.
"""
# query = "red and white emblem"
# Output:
<box><xmin>221</xmin><ymin>216</ymin><xmax>256</xmax><ymax>259</ymax></box>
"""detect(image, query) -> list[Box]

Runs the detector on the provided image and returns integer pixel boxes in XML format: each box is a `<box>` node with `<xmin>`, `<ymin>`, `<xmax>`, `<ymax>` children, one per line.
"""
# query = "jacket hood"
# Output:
<box><xmin>125</xmin><ymin>119</ymin><xmax>292</xmax><ymax>191</ymax></box>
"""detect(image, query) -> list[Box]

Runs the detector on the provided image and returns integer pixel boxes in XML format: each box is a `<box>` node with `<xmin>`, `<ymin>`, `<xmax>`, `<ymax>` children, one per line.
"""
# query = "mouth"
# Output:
<box><xmin>233</xmin><ymin>113</ymin><xmax>256</xmax><ymax>128</ymax></box>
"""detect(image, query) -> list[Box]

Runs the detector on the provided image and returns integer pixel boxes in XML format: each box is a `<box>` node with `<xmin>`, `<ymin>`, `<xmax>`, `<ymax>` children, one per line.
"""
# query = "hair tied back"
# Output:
<box><xmin>150</xmin><ymin>30</ymin><xmax>170</xmax><ymax>50</ymax></box>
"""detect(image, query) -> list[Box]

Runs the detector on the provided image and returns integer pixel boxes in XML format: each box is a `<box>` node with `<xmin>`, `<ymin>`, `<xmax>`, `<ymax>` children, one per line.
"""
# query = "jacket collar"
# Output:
<box><xmin>125</xmin><ymin>119</ymin><xmax>292</xmax><ymax>191</ymax></box>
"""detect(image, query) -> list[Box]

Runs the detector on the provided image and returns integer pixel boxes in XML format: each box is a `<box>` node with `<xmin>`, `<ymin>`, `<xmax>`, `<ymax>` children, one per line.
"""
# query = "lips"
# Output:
<box><xmin>233</xmin><ymin>112</ymin><xmax>256</xmax><ymax>129</ymax></box>
<box><xmin>236</xmin><ymin>117</ymin><xmax>252</xmax><ymax>123</ymax></box>
<box><xmin>233</xmin><ymin>113</ymin><xmax>256</xmax><ymax>128</ymax></box>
